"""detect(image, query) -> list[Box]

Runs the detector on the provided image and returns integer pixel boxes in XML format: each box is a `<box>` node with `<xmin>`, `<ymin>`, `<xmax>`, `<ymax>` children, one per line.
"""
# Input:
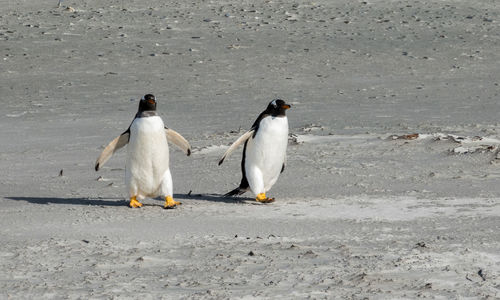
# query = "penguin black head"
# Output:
<box><xmin>138</xmin><ymin>94</ymin><xmax>157</xmax><ymax>113</ymax></box>
<box><xmin>266</xmin><ymin>99</ymin><xmax>291</xmax><ymax>117</ymax></box>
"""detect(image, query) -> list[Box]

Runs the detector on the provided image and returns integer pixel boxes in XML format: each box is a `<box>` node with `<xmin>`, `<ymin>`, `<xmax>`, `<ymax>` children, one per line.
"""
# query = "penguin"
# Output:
<box><xmin>219</xmin><ymin>99</ymin><xmax>291</xmax><ymax>203</ymax></box>
<box><xmin>95</xmin><ymin>94</ymin><xmax>191</xmax><ymax>209</ymax></box>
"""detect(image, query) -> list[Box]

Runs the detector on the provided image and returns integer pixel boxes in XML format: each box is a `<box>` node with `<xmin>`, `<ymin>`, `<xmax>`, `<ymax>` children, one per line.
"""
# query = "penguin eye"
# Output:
<box><xmin>271</xmin><ymin>100</ymin><xmax>277</xmax><ymax>108</ymax></box>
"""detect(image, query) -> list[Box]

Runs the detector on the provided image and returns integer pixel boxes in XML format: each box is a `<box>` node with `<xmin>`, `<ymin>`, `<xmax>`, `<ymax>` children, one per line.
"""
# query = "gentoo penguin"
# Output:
<box><xmin>219</xmin><ymin>99</ymin><xmax>291</xmax><ymax>203</ymax></box>
<box><xmin>95</xmin><ymin>94</ymin><xmax>191</xmax><ymax>209</ymax></box>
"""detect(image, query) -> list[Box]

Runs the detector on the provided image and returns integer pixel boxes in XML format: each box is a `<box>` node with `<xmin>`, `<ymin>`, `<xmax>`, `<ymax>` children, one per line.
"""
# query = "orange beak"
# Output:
<box><xmin>282</xmin><ymin>104</ymin><xmax>291</xmax><ymax>109</ymax></box>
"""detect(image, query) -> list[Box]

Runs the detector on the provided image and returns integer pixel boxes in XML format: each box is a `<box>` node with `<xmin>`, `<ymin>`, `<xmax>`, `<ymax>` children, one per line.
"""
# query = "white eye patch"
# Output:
<box><xmin>141</xmin><ymin>95</ymin><xmax>157</xmax><ymax>101</ymax></box>
<box><xmin>271</xmin><ymin>100</ymin><xmax>277</xmax><ymax>107</ymax></box>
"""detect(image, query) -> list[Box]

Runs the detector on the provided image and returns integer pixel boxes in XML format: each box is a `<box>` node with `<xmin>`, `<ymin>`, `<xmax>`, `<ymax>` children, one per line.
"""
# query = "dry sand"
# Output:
<box><xmin>1</xmin><ymin>0</ymin><xmax>499</xmax><ymax>298</ymax></box>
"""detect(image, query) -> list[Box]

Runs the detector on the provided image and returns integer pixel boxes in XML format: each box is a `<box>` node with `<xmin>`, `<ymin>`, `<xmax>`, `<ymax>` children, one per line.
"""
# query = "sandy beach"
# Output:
<box><xmin>1</xmin><ymin>0</ymin><xmax>499</xmax><ymax>298</ymax></box>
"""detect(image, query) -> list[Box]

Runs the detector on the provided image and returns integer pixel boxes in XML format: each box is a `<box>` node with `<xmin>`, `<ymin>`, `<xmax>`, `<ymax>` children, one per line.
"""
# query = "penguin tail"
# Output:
<box><xmin>224</xmin><ymin>187</ymin><xmax>247</xmax><ymax>197</ymax></box>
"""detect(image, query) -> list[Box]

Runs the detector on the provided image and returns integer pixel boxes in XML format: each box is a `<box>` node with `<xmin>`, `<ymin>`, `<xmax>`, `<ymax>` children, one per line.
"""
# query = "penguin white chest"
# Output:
<box><xmin>126</xmin><ymin>116</ymin><xmax>169</xmax><ymax>197</ymax></box>
<box><xmin>246</xmin><ymin>116</ymin><xmax>288</xmax><ymax>192</ymax></box>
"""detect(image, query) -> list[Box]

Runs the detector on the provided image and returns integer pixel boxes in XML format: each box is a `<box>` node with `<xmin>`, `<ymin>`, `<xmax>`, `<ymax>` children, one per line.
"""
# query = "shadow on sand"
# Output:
<box><xmin>174</xmin><ymin>193</ymin><xmax>254</xmax><ymax>204</ymax></box>
<box><xmin>6</xmin><ymin>193</ymin><xmax>254</xmax><ymax>207</ymax></box>
<box><xmin>5</xmin><ymin>196</ymin><xmax>126</xmax><ymax>207</ymax></box>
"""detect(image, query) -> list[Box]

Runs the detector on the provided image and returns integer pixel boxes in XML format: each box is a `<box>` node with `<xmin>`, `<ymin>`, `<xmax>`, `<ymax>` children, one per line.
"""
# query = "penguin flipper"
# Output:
<box><xmin>165</xmin><ymin>128</ymin><xmax>191</xmax><ymax>156</ymax></box>
<box><xmin>95</xmin><ymin>132</ymin><xmax>129</xmax><ymax>171</ymax></box>
<box><xmin>218</xmin><ymin>130</ymin><xmax>255</xmax><ymax>165</ymax></box>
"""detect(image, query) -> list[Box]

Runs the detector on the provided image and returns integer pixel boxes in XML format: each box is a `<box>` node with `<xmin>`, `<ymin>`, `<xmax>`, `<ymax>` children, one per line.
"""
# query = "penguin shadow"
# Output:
<box><xmin>174</xmin><ymin>193</ymin><xmax>255</xmax><ymax>204</ymax></box>
<box><xmin>5</xmin><ymin>196</ymin><xmax>125</xmax><ymax>207</ymax></box>
<box><xmin>6</xmin><ymin>194</ymin><xmax>257</xmax><ymax>207</ymax></box>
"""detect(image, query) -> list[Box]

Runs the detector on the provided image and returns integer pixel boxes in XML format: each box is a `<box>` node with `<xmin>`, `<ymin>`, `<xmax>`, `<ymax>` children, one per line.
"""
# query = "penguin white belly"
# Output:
<box><xmin>126</xmin><ymin>116</ymin><xmax>170</xmax><ymax>198</ymax></box>
<box><xmin>245</xmin><ymin>116</ymin><xmax>288</xmax><ymax>195</ymax></box>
